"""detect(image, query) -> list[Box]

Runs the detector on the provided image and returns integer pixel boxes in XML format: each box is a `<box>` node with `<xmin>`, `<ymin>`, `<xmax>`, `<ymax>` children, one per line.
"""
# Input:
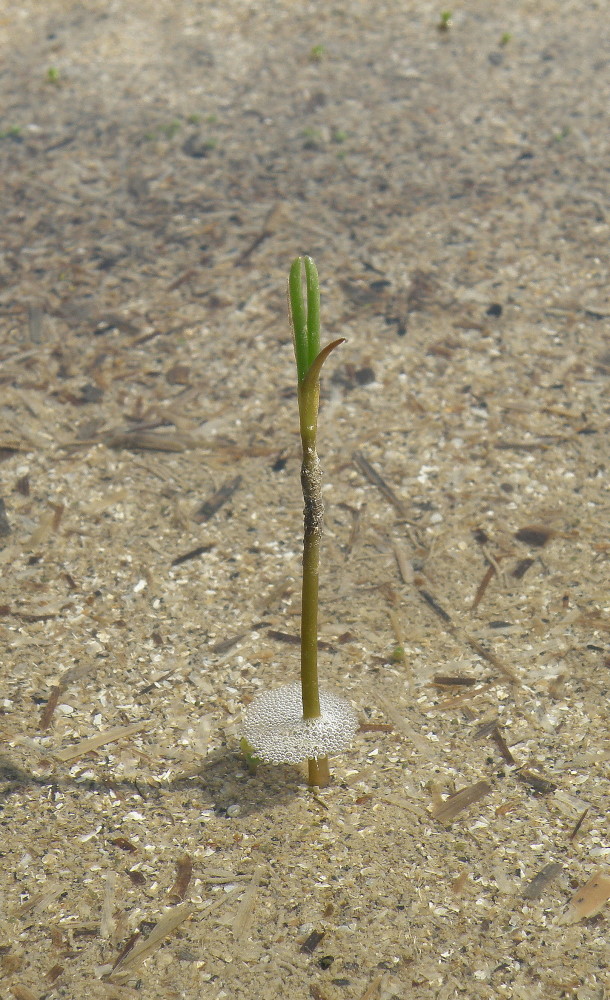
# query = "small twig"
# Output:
<box><xmin>353</xmin><ymin>451</ymin><xmax>424</xmax><ymax>548</ymax></box>
<box><xmin>171</xmin><ymin>543</ymin><xmax>214</xmax><ymax>566</ymax></box>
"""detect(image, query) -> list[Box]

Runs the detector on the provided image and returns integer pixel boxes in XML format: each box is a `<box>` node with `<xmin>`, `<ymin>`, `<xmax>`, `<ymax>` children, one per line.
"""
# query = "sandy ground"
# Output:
<box><xmin>1</xmin><ymin>2</ymin><xmax>609</xmax><ymax>998</ymax></box>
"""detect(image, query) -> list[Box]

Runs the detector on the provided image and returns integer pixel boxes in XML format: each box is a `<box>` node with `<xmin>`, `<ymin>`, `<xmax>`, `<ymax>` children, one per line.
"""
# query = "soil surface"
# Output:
<box><xmin>1</xmin><ymin>2</ymin><xmax>609</xmax><ymax>999</ymax></box>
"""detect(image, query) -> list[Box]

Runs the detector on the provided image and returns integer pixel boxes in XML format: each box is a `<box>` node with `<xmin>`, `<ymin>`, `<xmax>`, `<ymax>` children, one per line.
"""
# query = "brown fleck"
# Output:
<box><xmin>418</xmin><ymin>588</ymin><xmax>452</xmax><ymax>623</ymax></box>
<box><xmin>110</xmin><ymin>837</ymin><xmax>138</xmax><ymax>853</ymax></box>
<box><xmin>211</xmin><ymin>631</ymin><xmax>249</xmax><ymax>654</ymax></box>
<box><xmin>267</xmin><ymin>629</ymin><xmax>336</xmax><ymax>651</ymax></box>
<box><xmin>111</xmin><ymin>930</ymin><xmax>141</xmax><ymax>971</ymax></box>
<box><xmin>40</xmin><ymin>685</ymin><xmax>64</xmax><ymax>730</ymax></box>
<box><xmin>300</xmin><ymin>929</ymin><xmax>325</xmax><ymax>954</ymax></box>
<box><xmin>471</xmin><ymin>561</ymin><xmax>497</xmax><ymax>611</ymax></box>
<box><xmin>432</xmin><ymin>779</ymin><xmax>492</xmax><ymax>825</ymax></box>
<box><xmin>450</xmin><ymin>871</ymin><xmax>469</xmax><ymax>893</ymax></box>
<box><xmin>165</xmin><ymin>363</ymin><xmax>192</xmax><ymax>384</ymax></box>
<box><xmin>512</xmin><ymin>557</ymin><xmax>535</xmax><ymax>579</ymax></box>
<box><xmin>516</xmin><ymin>768</ymin><xmax>557</xmax><ymax>795</ymax></box>
<box><xmin>522</xmin><ymin>862</ymin><xmax>563</xmax><ymax>900</ymax></box>
<box><xmin>472</xmin><ymin>528</ymin><xmax>489</xmax><ymax>545</ymax></box>
<box><xmin>0</xmin><ymin>498</ymin><xmax>11</xmax><ymax>536</ymax></box>
<box><xmin>171</xmin><ymin>542</ymin><xmax>215</xmax><ymax>566</ymax></box>
<box><xmin>1</xmin><ymin>953</ymin><xmax>23</xmax><ymax>974</ymax></box>
<box><xmin>10</xmin><ymin>986</ymin><xmax>38</xmax><ymax>1000</ymax></box>
<box><xmin>515</xmin><ymin>525</ymin><xmax>555</xmax><ymax>547</ymax></box>
<box><xmin>168</xmin><ymin>855</ymin><xmax>193</xmax><ymax>903</ymax></box>
<box><xmin>51</xmin><ymin>503</ymin><xmax>65</xmax><ymax>531</ymax></box>
<box><xmin>126</xmin><ymin>868</ymin><xmax>146</xmax><ymax>886</ymax></box>
<box><xmin>569</xmin><ymin>808</ymin><xmax>589</xmax><ymax>841</ymax></box>
<box><xmin>432</xmin><ymin>675</ymin><xmax>478</xmax><ymax>687</ymax></box>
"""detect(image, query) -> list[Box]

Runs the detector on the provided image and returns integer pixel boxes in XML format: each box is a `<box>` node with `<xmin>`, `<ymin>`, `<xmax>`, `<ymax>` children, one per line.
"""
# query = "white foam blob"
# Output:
<box><xmin>242</xmin><ymin>682</ymin><xmax>358</xmax><ymax>764</ymax></box>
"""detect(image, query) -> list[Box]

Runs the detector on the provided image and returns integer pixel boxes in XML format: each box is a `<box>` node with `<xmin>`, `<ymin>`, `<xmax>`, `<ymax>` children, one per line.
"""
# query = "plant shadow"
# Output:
<box><xmin>1</xmin><ymin>745</ymin><xmax>309</xmax><ymax>820</ymax></box>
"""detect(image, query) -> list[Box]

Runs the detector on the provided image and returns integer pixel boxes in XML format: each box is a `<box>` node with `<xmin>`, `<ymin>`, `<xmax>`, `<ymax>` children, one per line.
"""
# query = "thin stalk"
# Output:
<box><xmin>288</xmin><ymin>256</ymin><xmax>343</xmax><ymax>787</ymax></box>
<box><xmin>300</xmin><ymin>436</ymin><xmax>322</xmax><ymax>720</ymax></box>
<box><xmin>308</xmin><ymin>756</ymin><xmax>330</xmax><ymax>786</ymax></box>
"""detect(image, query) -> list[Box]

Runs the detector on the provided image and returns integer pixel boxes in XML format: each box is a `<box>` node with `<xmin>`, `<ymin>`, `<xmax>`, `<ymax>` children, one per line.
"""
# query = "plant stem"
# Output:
<box><xmin>300</xmin><ymin>433</ymin><xmax>322</xmax><ymax>721</ymax></box>
<box><xmin>308</xmin><ymin>757</ymin><xmax>330</xmax><ymax>786</ymax></box>
<box><xmin>289</xmin><ymin>256</ymin><xmax>330</xmax><ymax>786</ymax></box>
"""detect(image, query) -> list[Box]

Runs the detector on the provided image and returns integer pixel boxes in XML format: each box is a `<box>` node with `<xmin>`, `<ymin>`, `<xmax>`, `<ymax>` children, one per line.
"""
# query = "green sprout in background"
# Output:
<box><xmin>0</xmin><ymin>125</ymin><xmax>22</xmax><ymax>140</ymax></box>
<box><xmin>309</xmin><ymin>44</ymin><xmax>326</xmax><ymax>63</ymax></box>
<box><xmin>242</xmin><ymin>257</ymin><xmax>358</xmax><ymax>787</ymax></box>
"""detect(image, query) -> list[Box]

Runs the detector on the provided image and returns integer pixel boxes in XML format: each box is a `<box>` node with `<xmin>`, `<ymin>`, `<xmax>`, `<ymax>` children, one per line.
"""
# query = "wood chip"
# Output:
<box><xmin>232</xmin><ymin>867</ymin><xmax>263</xmax><ymax>939</ymax></box>
<box><xmin>432</xmin><ymin>779</ymin><xmax>492</xmax><ymax>825</ymax></box>
<box><xmin>418</xmin><ymin>588</ymin><xmax>452</xmax><ymax>623</ymax></box>
<box><xmin>393</xmin><ymin>543</ymin><xmax>413</xmax><ymax>585</ymax></box>
<box><xmin>105</xmin><ymin>431</ymin><xmax>195</xmax><ymax>452</ymax></box>
<box><xmin>559</xmin><ymin>870</ymin><xmax>610</xmax><ymax>923</ymax></box>
<box><xmin>210</xmin><ymin>631</ymin><xmax>250</xmax><ymax>655</ymax></box>
<box><xmin>14</xmin><ymin>883</ymin><xmax>64</xmax><ymax>916</ymax></box>
<box><xmin>358</xmin><ymin>974</ymin><xmax>384</xmax><ymax>1000</ymax></box>
<box><xmin>512</xmin><ymin>557</ymin><xmax>535</xmax><ymax>579</ymax></box>
<box><xmin>515</xmin><ymin>525</ymin><xmax>555</xmax><ymax>547</ymax></box>
<box><xmin>432</xmin><ymin>675</ymin><xmax>478</xmax><ymax>687</ymax></box>
<box><xmin>54</xmin><ymin>721</ymin><xmax>153</xmax><ymax>763</ymax></box>
<box><xmin>352</xmin><ymin>450</ymin><xmax>424</xmax><ymax>547</ymax></box>
<box><xmin>267</xmin><ymin>629</ymin><xmax>335</xmax><ymax>651</ymax></box>
<box><xmin>40</xmin><ymin>685</ymin><xmax>63</xmax><ymax>730</ymax></box>
<box><xmin>569</xmin><ymin>808</ymin><xmax>589</xmax><ymax>841</ymax></box>
<box><xmin>171</xmin><ymin>542</ymin><xmax>214</xmax><ymax>566</ymax></box>
<box><xmin>474</xmin><ymin>720</ymin><xmax>516</xmax><ymax>764</ymax></box>
<box><xmin>111</xmin><ymin>903</ymin><xmax>193</xmax><ymax>978</ymax></box>
<box><xmin>522</xmin><ymin>862</ymin><xmax>562</xmax><ymax>900</ymax></box>
<box><xmin>10</xmin><ymin>986</ymin><xmax>38</xmax><ymax>1000</ymax></box>
<box><xmin>168</xmin><ymin>856</ymin><xmax>193</xmax><ymax>903</ymax></box>
<box><xmin>0</xmin><ymin>498</ymin><xmax>11</xmax><ymax>536</ymax></box>
<box><xmin>471</xmin><ymin>561</ymin><xmax>497</xmax><ymax>611</ymax></box>
<box><xmin>100</xmin><ymin>872</ymin><xmax>117</xmax><ymax>939</ymax></box>
<box><xmin>459</xmin><ymin>630</ymin><xmax>520</xmax><ymax>684</ymax></box>
<box><xmin>300</xmin><ymin>929</ymin><xmax>325</xmax><ymax>954</ymax></box>
<box><xmin>516</xmin><ymin>768</ymin><xmax>557</xmax><ymax>795</ymax></box>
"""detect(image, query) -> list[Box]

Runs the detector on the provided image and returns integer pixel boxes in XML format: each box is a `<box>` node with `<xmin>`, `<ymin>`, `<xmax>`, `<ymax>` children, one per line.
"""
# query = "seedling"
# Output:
<box><xmin>242</xmin><ymin>257</ymin><xmax>358</xmax><ymax>786</ymax></box>
<box><xmin>308</xmin><ymin>44</ymin><xmax>326</xmax><ymax>63</ymax></box>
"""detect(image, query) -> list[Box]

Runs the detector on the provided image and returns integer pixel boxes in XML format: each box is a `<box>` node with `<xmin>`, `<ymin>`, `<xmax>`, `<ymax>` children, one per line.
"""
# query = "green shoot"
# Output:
<box><xmin>309</xmin><ymin>44</ymin><xmax>326</xmax><ymax>63</ymax></box>
<box><xmin>288</xmin><ymin>257</ymin><xmax>345</xmax><ymax>786</ymax></box>
<box><xmin>242</xmin><ymin>258</ymin><xmax>356</xmax><ymax>789</ymax></box>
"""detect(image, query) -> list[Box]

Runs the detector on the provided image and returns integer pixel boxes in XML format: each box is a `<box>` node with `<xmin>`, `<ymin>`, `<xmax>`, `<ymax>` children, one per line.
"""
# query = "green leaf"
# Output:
<box><xmin>301</xmin><ymin>338</ymin><xmax>346</xmax><ymax>395</ymax></box>
<box><xmin>289</xmin><ymin>256</ymin><xmax>321</xmax><ymax>383</ymax></box>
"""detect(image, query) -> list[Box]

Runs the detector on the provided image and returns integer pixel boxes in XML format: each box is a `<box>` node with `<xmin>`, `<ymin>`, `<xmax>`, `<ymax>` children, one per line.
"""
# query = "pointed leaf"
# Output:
<box><xmin>301</xmin><ymin>338</ymin><xmax>346</xmax><ymax>394</ymax></box>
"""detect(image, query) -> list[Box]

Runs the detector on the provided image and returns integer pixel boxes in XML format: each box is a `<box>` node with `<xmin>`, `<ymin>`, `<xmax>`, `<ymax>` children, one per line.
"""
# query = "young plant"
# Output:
<box><xmin>242</xmin><ymin>257</ymin><xmax>358</xmax><ymax>786</ymax></box>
